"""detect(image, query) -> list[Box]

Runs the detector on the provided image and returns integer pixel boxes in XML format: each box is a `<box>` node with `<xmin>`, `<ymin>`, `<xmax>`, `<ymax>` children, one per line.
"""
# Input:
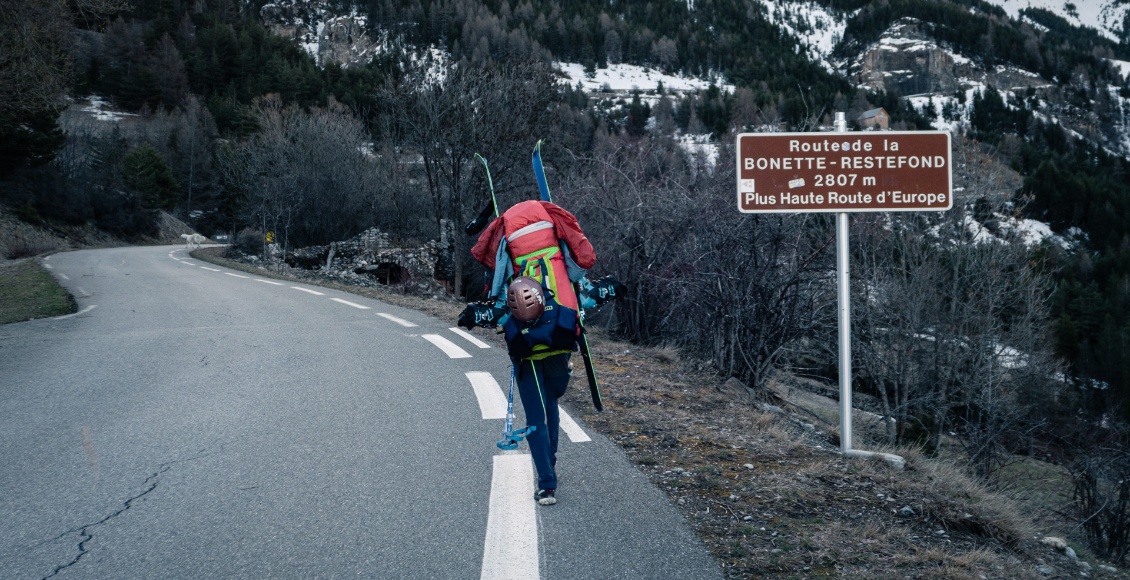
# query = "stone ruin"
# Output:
<box><xmin>284</xmin><ymin>221</ymin><xmax>455</xmax><ymax>295</ymax></box>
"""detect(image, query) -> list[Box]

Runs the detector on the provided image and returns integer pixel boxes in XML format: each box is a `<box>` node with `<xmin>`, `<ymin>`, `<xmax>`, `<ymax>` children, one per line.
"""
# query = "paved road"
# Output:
<box><xmin>0</xmin><ymin>245</ymin><xmax>721</xmax><ymax>580</ymax></box>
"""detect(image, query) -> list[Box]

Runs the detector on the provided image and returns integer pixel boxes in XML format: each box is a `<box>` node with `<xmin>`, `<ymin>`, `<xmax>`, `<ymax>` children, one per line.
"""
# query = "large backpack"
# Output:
<box><xmin>471</xmin><ymin>200</ymin><xmax>596</xmax><ymax>359</ymax></box>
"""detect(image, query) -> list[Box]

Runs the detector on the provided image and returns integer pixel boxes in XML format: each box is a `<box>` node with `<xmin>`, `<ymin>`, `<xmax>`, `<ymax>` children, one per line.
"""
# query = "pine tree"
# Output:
<box><xmin>123</xmin><ymin>143</ymin><xmax>180</xmax><ymax>211</ymax></box>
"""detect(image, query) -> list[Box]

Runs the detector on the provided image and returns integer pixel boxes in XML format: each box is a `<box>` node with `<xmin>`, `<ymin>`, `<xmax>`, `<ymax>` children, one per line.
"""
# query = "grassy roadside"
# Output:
<box><xmin>0</xmin><ymin>259</ymin><xmax>76</xmax><ymax>325</ymax></box>
<box><xmin>192</xmin><ymin>246</ymin><xmax>1122</xmax><ymax>578</ymax></box>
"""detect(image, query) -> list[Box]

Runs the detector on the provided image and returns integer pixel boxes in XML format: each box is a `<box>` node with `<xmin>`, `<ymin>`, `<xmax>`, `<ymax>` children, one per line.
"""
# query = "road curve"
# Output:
<box><xmin>0</xmin><ymin>245</ymin><xmax>721</xmax><ymax>580</ymax></box>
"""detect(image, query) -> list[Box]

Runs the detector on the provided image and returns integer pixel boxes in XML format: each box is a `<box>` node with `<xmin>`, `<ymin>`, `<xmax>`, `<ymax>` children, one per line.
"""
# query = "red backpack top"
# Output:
<box><xmin>471</xmin><ymin>200</ymin><xmax>595</xmax><ymax>312</ymax></box>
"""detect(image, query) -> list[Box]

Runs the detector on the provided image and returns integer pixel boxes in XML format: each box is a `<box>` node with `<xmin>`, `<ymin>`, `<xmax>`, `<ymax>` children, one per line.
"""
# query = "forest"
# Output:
<box><xmin>5</xmin><ymin>0</ymin><xmax>1130</xmax><ymax>561</ymax></box>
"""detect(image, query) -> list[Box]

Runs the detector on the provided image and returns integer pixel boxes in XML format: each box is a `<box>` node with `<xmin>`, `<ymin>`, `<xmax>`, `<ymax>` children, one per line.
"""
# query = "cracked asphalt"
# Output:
<box><xmin>0</xmin><ymin>246</ymin><xmax>720</xmax><ymax>579</ymax></box>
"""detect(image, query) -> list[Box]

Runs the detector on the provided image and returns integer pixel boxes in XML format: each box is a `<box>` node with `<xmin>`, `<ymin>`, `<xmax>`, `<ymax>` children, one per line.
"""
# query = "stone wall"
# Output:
<box><xmin>283</xmin><ymin>223</ymin><xmax>454</xmax><ymax>295</ymax></box>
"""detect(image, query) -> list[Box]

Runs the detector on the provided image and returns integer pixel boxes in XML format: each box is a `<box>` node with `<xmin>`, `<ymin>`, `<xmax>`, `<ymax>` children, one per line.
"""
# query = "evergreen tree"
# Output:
<box><xmin>123</xmin><ymin>143</ymin><xmax>180</xmax><ymax>211</ymax></box>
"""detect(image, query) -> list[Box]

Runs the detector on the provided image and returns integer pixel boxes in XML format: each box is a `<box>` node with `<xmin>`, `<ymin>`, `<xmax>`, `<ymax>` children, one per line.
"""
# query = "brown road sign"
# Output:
<box><xmin>737</xmin><ymin>131</ymin><xmax>952</xmax><ymax>213</ymax></box>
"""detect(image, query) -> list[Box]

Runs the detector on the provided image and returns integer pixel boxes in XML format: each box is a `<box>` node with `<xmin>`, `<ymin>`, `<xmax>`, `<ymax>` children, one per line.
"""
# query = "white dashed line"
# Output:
<box><xmin>481</xmin><ymin>454</ymin><xmax>539</xmax><ymax>580</ymax></box>
<box><xmin>201</xmin><ymin>267</ymin><xmax>220</xmax><ymax>272</ymax></box>
<box><xmin>254</xmin><ymin>279</ymin><xmax>285</xmax><ymax>286</ymax></box>
<box><xmin>57</xmin><ymin>273</ymin><xmax>69</xmax><ymax>280</ymax></box>
<box><xmin>559</xmin><ymin>408</ymin><xmax>591</xmax><ymax>443</ymax></box>
<box><xmin>376</xmin><ymin>312</ymin><xmax>417</xmax><ymax>327</ymax></box>
<box><xmin>331</xmin><ymin>298</ymin><xmax>370</xmax><ymax>309</ymax></box>
<box><xmin>290</xmin><ymin>286</ymin><xmax>325</xmax><ymax>295</ymax></box>
<box><xmin>422</xmin><ymin>334</ymin><xmax>472</xmax><ymax>359</ymax></box>
<box><xmin>225</xmin><ymin>273</ymin><xmax>249</xmax><ymax>279</ymax></box>
<box><xmin>43</xmin><ymin>263</ymin><xmax>53</xmax><ymax>269</ymax></box>
<box><xmin>465</xmin><ymin>372</ymin><xmax>508</xmax><ymax>419</ymax></box>
<box><xmin>449</xmin><ymin>327</ymin><xmax>490</xmax><ymax>349</ymax></box>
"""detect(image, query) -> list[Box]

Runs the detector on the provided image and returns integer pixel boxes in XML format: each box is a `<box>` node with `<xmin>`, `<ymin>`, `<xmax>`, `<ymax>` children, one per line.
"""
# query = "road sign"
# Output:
<box><xmin>737</xmin><ymin>131</ymin><xmax>952</xmax><ymax>213</ymax></box>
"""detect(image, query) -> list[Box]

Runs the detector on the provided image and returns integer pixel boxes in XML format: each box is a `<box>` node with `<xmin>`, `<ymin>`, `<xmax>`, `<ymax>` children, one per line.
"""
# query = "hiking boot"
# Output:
<box><xmin>535</xmin><ymin>488</ymin><xmax>556</xmax><ymax>505</ymax></box>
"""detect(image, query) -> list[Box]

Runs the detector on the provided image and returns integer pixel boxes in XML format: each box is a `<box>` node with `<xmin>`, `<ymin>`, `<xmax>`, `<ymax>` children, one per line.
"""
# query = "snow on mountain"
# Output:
<box><xmin>260</xmin><ymin>2</ymin><xmax>385</xmax><ymax>67</ymax></box>
<box><xmin>982</xmin><ymin>0</ymin><xmax>1129</xmax><ymax>42</ymax></box>
<box><xmin>760</xmin><ymin>0</ymin><xmax>847</xmax><ymax>72</ymax></box>
<box><xmin>556</xmin><ymin>62</ymin><xmax>731</xmax><ymax>94</ymax></box>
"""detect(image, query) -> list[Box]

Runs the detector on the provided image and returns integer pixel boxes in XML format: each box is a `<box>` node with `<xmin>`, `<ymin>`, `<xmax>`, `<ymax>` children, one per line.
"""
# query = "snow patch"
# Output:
<box><xmin>760</xmin><ymin>0</ymin><xmax>846</xmax><ymax>72</ymax></box>
<box><xmin>557</xmin><ymin>62</ymin><xmax>731</xmax><ymax>94</ymax></box>
<box><xmin>983</xmin><ymin>0</ymin><xmax>1129</xmax><ymax>42</ymax></box>
<box><xmin>79</xmin><ymin>96</ymin><xmax>137</xmax><ymax>122</ymax></box>
<box><xmin>677</xmin><ymin>133</ymin><xmax>719</xmax><ymax>168</ymax></box>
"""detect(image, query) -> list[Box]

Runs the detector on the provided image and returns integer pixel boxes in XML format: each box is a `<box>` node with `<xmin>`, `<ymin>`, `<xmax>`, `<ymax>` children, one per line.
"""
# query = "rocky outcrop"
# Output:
<box><xmin>849</xmin><ymin>17</ymin><xmax>1048</xmax><ymax>97</ymax></box>
<box><xmin>850</xmin><ymin>18</ymin><xmax>970</xmax><ymax>96</ymax></box>
<box><xmin>259</xmin><ymin>1</ymin><xmax>383</xmax><ymax>67</ymax></box>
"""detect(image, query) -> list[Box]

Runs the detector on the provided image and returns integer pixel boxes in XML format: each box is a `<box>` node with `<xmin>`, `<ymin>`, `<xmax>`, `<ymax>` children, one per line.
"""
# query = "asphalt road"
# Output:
<box><xmin>0</xmin><ymin>245</ymin><xmax>721</xmax><ymax>580</ymax></box>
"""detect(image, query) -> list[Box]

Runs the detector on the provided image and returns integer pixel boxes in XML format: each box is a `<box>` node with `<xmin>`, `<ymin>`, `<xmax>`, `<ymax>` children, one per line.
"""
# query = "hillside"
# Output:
<box><xmin>6</xmin><ymin>0</ymin><xmax>1130</xmax><ymax>571</ymax></box>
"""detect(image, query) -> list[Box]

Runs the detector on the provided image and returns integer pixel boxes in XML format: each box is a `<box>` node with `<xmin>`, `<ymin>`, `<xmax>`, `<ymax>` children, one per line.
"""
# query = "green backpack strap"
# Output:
<box><xmin>514</xmin><ymin>247</ymin><xmax>560</xmax><ymax>293</ymax></box>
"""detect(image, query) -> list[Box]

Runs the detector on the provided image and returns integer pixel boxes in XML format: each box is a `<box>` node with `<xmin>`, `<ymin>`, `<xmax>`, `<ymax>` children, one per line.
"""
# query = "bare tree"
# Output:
<box><xmin>376</xmin><ymin>57</ymin><xmax>560</xmax><ymax>296</ymax></box>
<box><xmin>217</xmin><ymin>95</ymin><xmax>375</xmax><ymax>252</ymax></box>
<box><xmin>851</xmin><ymin>137</ymin><xmax>1061</xmax><ymax>481</ymax></box>
<box><xmin>561</xmin><ymin>133</ymin><xmax>833</xmax><ymax>390</ymax></box>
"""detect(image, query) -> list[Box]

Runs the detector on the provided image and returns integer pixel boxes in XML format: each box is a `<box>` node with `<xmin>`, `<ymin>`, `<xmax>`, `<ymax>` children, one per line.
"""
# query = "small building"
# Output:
<box><xmin>859</xmin><ymin>107</ymin><xmax>890</xmax><ymax>130</ymax></box>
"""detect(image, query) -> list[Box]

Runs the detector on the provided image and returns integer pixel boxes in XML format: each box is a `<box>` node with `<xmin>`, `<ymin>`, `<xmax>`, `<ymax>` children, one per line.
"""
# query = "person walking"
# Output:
<box><xmin>468</xmin><ymin>199</ymin><xmax>596</xmax><ymax>505</ymax></box>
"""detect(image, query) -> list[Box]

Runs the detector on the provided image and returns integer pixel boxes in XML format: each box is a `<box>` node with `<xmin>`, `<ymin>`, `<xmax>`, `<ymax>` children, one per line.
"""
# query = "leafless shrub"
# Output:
<box><xmin>1073</xmin><ymin>449</ymin><xmax>1130</xmax><ymax>564</ymax></box>
<box><xmin>851</xmin><ymin>137</ymin><xmax>1061</xmax><ymax>482</ymax></box>
<box><xmin>3</xmin><ymin>234</ymin><xmax>59</xmax><ymax>259</ymax></box>
<box><xmin>560</xmin><ymin>133</ymin><xmax>832</xmax><ymax>391</ymax></box>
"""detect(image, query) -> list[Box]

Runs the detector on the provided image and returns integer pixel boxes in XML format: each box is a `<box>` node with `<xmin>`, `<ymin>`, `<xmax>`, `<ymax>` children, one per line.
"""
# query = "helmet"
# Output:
<box><xmin>507</xmin><ymin>277</ymin><xmax>545</xmax><ymax>322</ymax></box>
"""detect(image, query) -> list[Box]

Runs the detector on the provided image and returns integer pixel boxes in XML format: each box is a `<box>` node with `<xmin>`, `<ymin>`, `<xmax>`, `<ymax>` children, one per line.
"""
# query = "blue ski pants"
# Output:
<box><xmin>515</xmin><ymin>353</ymin><xmax>571</xmax><ymax>491</ymax></box>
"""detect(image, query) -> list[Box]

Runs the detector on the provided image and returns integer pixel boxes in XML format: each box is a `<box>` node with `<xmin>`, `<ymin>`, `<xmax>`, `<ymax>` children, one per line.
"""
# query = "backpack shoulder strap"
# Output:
<box><xmin>488</xmin><ymin>237</ymin><xmax>512</xmax><ymax>302</ymax></box>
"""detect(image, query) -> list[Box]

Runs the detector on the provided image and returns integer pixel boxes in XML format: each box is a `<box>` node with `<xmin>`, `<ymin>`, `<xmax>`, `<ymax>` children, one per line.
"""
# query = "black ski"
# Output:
<box><xmin>532</xmin><ymin>140</ymin><xmax>603</xmax><ymax>412</ymax></box>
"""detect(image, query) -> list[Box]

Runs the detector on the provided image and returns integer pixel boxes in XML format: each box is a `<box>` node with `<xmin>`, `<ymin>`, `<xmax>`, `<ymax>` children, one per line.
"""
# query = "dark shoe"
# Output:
<box><xmin>535</xmin><ymin>488</ymin><xmax>556</xmax><ymax>506</ymax></box>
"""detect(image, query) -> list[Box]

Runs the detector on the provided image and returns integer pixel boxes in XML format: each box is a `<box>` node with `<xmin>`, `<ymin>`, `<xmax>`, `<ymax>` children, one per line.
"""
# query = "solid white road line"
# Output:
<box><xmin>376</xmin><ymin>312</ymin><xmax>417</xmax><ymax>327</ymax></box>
<box><xmin>559</xmin><ymin>408</ymin><xmax>591</xmax><ymax>443</ymax></box>
<box><xmin>449</xmin><ymin>327</ymin><xmax>490</xmax><ymax>349</ymax></box>
<box><xmin>254</xmin><ymin>279</ymin><xmax>285</xmax><ymax>286</ymax></box>
<box><xmin>422</xmin><ymin>334</ymin><xmax>472</xmax><ymax>359</ymax></box>
<box><xmin>53</xmin><ymin>305</ymin><xmax>97</xmax><ymax>320</ymax></box>
<box><xmin>465</xmin><ymin>372</ymin><xmax>508</xmax><ymax>420</ymax></box>
<box><xmin>224</xmin><ymin>273</ymin><xmax>249</xmax><ymax>279</ymax></box>
<box><xmin>201</xmin><ymin>267</ymin><xmax>220</xmax><ymax>272</ymax></box>
<box><xmin>481</xmin><ymin>454</ymin><xmax>539</xmax><ymax>580</ymax></box>
<box><xmin>290</xmin><ymin>286</ymin><xmax>325</xmax><ymax>295</ymax></box>
<box><xmin>331</xmin><ymin>298</ymin><xmax>370</xmax><ymax>309</ymax></box>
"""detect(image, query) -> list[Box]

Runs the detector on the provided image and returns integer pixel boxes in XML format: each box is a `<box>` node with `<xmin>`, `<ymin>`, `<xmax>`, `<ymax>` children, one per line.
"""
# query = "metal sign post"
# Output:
<box><xmin>737</xmin><ymin>112</ymin><xmax>953</xmax><ymax>469</ymax></box>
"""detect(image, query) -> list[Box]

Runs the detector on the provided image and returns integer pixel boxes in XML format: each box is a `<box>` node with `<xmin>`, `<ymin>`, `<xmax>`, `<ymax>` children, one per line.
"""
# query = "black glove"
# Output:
<box><xmin>580</xmin><ymin>276</ymin><xmax>625</xmax><ymax>310</ymax></box>
<box><xmin>463</xmin><ymin>202</ymin><xmax>495</xmax><ymax>236</ymax></box>
<box><xmin>458</xmin><ymin>301</ymin><xmax>507</xmax><ymax>329</ymax></box>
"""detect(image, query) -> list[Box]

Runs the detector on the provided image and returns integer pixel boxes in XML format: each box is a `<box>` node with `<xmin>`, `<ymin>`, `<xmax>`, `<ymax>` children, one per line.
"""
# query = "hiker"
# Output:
<box><xmin>469</xmin><ymin>199</ymin><xmax>596</xmax><ymax>505</ymax></box>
